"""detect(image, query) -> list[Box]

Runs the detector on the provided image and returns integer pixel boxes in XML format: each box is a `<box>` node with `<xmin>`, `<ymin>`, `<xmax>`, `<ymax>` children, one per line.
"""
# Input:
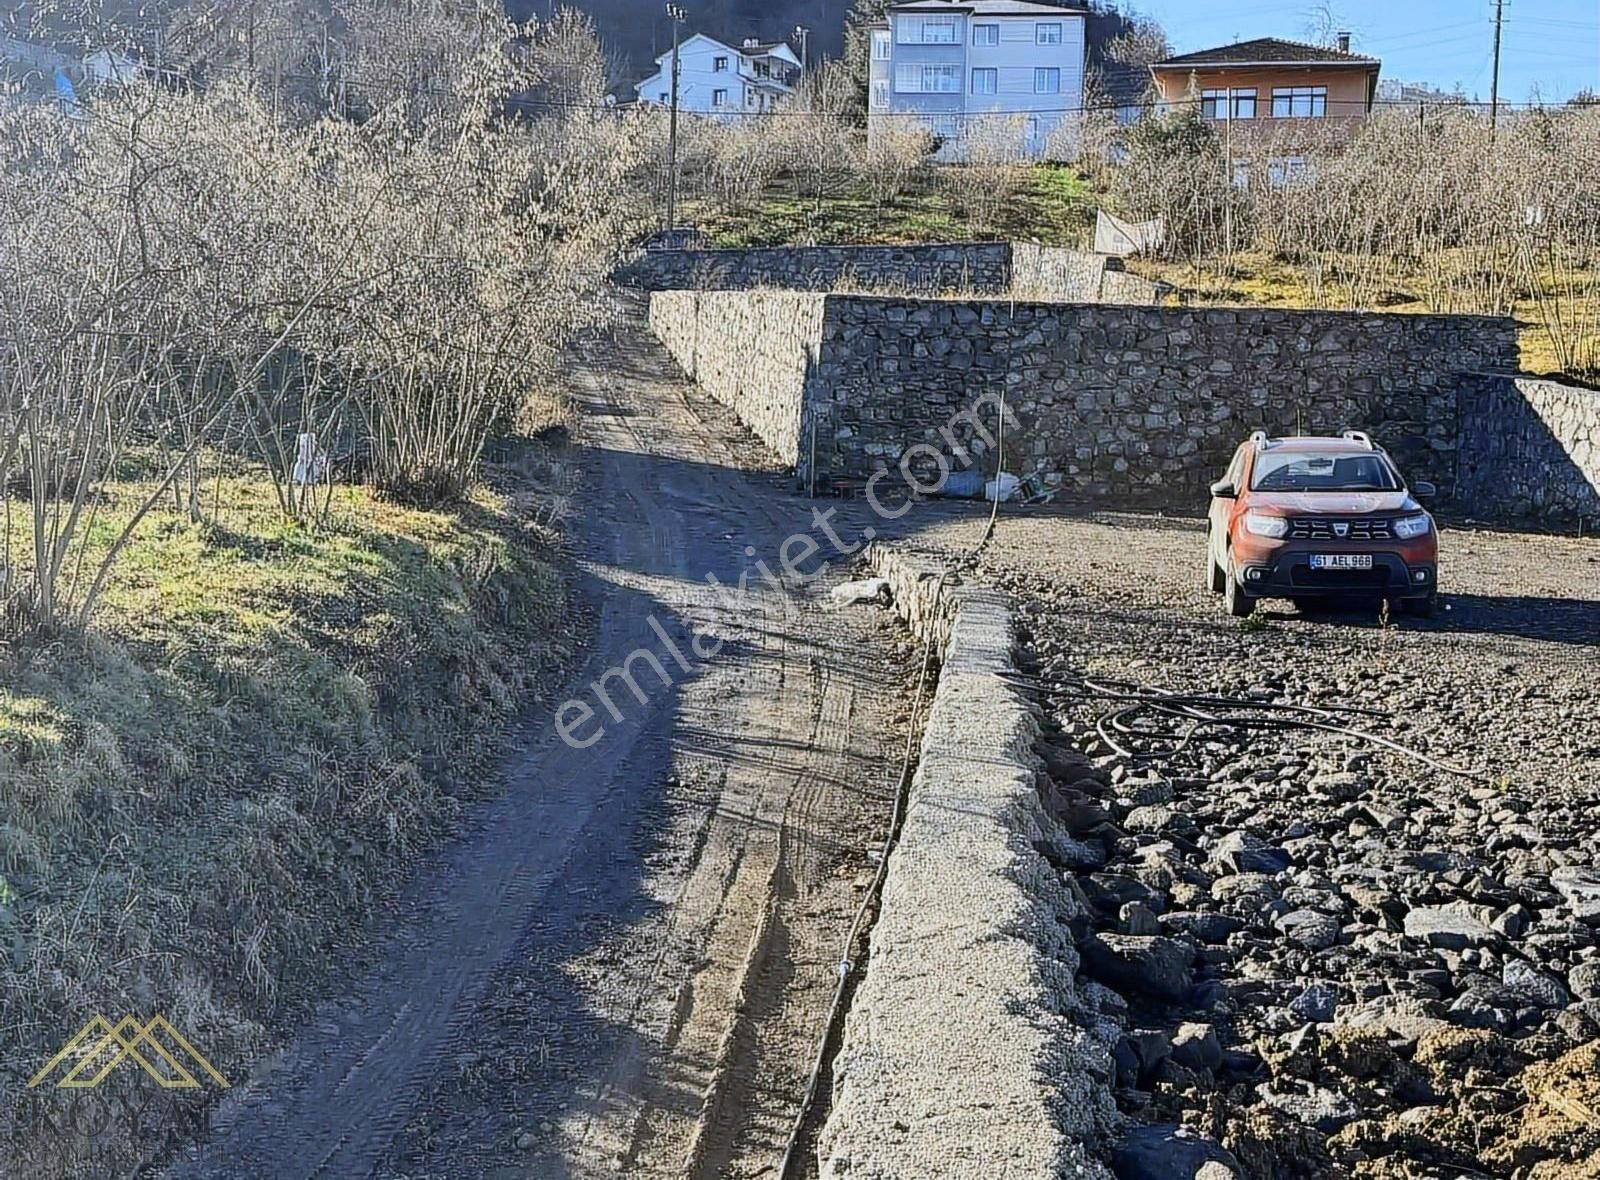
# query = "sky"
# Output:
<box><xmin>1135</xmin><ymin>0</ymin><xmax>1599</xmax><ymax>104</ymax></box>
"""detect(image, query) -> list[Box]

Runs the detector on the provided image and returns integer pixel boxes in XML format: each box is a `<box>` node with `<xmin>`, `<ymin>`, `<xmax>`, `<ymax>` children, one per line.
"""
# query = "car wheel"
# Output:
<box><xmin>1207</xmin><ymin>541</ymin><xmax>1226</xmax><ymax>594</ymax></box>
<box><xmin>1401</xmin><ymin>594</ymin><xmax>1438</xmax><ymax>619</ymax></box>
<box><xmin>1224</xmin><ymin>566</ymin><xmax>1256</xmax><ymax>618</ymax></box>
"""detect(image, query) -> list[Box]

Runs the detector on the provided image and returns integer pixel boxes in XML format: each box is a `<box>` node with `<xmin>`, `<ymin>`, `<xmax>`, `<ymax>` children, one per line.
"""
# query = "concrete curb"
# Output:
<box><xmin>816</xmin><ymin>545</ymin><xmax>1117</xmax><ymax>1179</ymax></box>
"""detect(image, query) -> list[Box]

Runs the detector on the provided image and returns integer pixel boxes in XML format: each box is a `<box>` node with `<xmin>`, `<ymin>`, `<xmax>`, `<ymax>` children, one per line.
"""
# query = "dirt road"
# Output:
<box><xmin>162</xmin><ymin>303</ymin><xmax>914</xmax><ymax>1180</ymax></box>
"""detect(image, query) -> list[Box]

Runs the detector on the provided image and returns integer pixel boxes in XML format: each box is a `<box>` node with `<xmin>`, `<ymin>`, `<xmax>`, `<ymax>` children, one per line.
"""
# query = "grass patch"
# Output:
<box><xmin>689</xmin><ymin>165</ymin><xmax>1100</xmax><ymax>249</ymax></box>
<box><xmin>0</xmin><ymin>453</ymin><xmax>570</xmax><ymax>1175</ymax></box>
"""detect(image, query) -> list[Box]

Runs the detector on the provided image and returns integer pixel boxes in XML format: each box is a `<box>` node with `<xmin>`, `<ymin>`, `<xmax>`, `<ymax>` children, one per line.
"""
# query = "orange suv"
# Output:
<box><xmin>1206</xmin><ymin>431</ymin><xmax>1440</xmax><ymax>618</ymax></box>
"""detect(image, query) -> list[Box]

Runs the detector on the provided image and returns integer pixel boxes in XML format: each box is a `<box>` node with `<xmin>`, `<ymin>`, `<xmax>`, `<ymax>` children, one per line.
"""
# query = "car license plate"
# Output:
<box><xmin>1311</xmin><ymin>554</ymin><xmax>1374</xmax><ymax>570</ymax></box>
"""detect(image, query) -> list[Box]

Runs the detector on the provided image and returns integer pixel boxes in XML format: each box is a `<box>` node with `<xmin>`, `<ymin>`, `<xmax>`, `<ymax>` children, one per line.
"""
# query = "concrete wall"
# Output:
<box><xmin>647</xmin><ymin>289</ymin><xmax>828</xmax><ymax>467</ymax></box>
<box><xmin>1456</xmin><ymin>374</ymin><xmax>1600</xmax><ymax>524</ymax></box>
<box><xmin>817</xmin><ymin>545</ymin><xmax>1115</xmax><ymax>1180</ymax></box>
<box><xmin>1011</xmin><ymin>243</ymin><xmax>1167</xmax><ymax>304</ymax></box>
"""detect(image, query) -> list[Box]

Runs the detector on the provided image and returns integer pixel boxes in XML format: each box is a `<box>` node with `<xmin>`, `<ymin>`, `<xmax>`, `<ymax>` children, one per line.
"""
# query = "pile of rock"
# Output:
<box><xmin>1021</xmin><ymin>636</ymin><xmax>1600</xmax><ymax>1178</ymax></box>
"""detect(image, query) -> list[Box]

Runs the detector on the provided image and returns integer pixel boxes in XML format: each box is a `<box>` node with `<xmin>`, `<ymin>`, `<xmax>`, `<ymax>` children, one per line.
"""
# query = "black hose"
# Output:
<box><xmin>1011</xmin><ymin>667</ymin><xmax>1486</xmax><ymax>781</ymax></box>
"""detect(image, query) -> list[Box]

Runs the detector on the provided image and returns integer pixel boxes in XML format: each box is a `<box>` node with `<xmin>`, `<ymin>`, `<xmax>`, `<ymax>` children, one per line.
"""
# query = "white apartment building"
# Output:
<box><xmin>635</xmin><ymin>34</ymin><xmax>801</xmax><ymax>120</ymax></box>
<box><xmin>867</xmin><ymin>0</ymin><xmax>1088</xmax><ymax>159</ymax></box>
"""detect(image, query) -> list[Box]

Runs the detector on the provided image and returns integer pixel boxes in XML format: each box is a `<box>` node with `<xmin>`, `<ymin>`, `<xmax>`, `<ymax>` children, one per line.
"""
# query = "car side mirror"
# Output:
<box><xmin>1412</xmin><ymin>480</ymin><xmax>1437</xmax><ymax>499</ymax></box>
<box><xmin>1210</xmin><ymin>480</ymin><xmax>1237</xmax><ymax>499</ymax></box>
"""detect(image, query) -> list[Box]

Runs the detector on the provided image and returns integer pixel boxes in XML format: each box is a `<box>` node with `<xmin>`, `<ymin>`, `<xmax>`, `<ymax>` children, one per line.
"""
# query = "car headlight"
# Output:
<box><xmin>1244</xmin><ymin>512</ymin><xmax>1289</xmax><ymax>539</ymax></box>
<box><xmin>1393</xmin><ymin>514</ymin><xmax>1432</xmax><ymax>540</ymax></box>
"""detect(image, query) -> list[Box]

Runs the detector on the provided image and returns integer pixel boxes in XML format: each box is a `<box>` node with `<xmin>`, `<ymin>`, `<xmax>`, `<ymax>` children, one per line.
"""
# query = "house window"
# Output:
<box><xmin>973</xmin><ymin>23</ymin><xmax>999</xmax><ymax>46</ymax></box>
<box><xmin>754</xmin><ymin>60</ymin><xmax>770</xmax><ymax>78</ymax></box>
<box><xmin>972</xmin><ymin>68</ymin><xmax>997</xmax><ymax>95</ymax></box>
<box><xmin>712</xmin><ymin>89</ymin><xmax>728</xmax><ymax>107</ymax></box>
<box><xmin>1268</xmin><ymin>156</ymin><xmax>1314</xmax><ymax>187</ymax></box>
<box><xmin>1034</xmin><ymin>67</ymin><xmax>1061</xmax><ymax>94</ymax></box>
<box><xmin>872</xmin><ymin>30</ymin><xmax>891</xmax><ymax>60</ymax></box>
<box><xmin>925</xmin><ymin>114</ymin><xmax>959</xmax><ymax>138</ymax></box>
<box><xmin>1232</xmin><ymin>160</ymin><xmax>1250</xmax><ymax>189</ymax></box>
<box><xmin>1201</xmin><ymin>88</ymin><xmax>1256</xmax><ymax>119</ymax></box>
<box><xmin>896</xmin><ymin>62</ymin><xmax>961</xmax><ymax>93</ymax></box>
<box><xmin>713</xmin><ymin>56</ymin><xmax>728</xmax><ymax>72</ymax></box>
<box><xmin>1272</xmin><ymin>85</ymin><xmax>1327</xmax><ymax>117</ymax></box>
<box><xmin>659</xmin><ymin>92</ymin><xmax>668</xmax><ymax>103</ymax></box>
<box><xmin>899</xmin><ymin>15</ymin><xmax>958</xmax><ymax>44</ymax></box>
<box><xmin>871</xmin><ymin>79</ymin><xmax>889</xmax><ymax>107</ymax></box>
<box><xmin>1028</xmin><ymin>115</ymin><xmax>1040</xmax><ymax>141</ymax></box>
<box><xmin>1036</xmin><ymin>22</ymin><xmax>1062</xmax><ymax>44</ymax></box>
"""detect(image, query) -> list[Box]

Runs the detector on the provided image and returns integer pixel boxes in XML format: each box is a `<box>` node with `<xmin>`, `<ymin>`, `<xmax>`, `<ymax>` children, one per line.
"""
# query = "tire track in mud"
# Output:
<box><xmin>161</xmin><ymin>301</ymin><xmax>913</xmax><ymax>1180</ymax></box>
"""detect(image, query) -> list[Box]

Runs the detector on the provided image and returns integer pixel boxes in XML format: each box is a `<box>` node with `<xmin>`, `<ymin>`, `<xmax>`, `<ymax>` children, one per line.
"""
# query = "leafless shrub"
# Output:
<box><xmin>862</xmin><ymin>117</ymin><xmax>933</xmax><ymax>212</ymax></box>
<box><xmin>773</xmin><ymin>61</ymin><xmax>863</xmax><ymax>218</ymax></box>
<box><xmin>1104</xmin><ymin>15</ymin><xmax>1172</xmax><ymax>67</ymax></box>
<box><xmin>0</xmin><ymin>9</ymin><xmax>652</xmax><ymax>636</ymax></box>
<box><xmin>939</xmin><ymin>114</ymin><xmax>1031</xmax><ymax>236</ymax></box>
<box><xmin>706</xmin><ymin>117</ymin><xmax>787</xmax><ymax>219</ymax></box>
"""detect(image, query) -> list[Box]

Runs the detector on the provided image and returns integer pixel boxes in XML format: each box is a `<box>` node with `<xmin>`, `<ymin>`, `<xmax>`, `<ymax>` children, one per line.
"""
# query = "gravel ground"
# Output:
<box><xmin>906</xmin><ymin>508</ymin><xmax>1600</xmax><ymax>1180</ymax></box>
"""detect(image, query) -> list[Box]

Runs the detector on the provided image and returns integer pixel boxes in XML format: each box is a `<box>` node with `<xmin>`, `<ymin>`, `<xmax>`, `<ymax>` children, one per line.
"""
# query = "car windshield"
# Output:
<box><xmin>1251</xmin><ymin>451</ymin><xmax>1401</xmax><ymax>492</ymax></box>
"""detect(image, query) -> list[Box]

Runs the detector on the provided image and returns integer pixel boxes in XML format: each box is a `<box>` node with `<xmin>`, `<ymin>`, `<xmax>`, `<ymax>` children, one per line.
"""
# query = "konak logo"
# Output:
<box><xmin>28</xmin><ymin>1015</ymin><xmax>229</xmax><ymax>1091</ymax></box>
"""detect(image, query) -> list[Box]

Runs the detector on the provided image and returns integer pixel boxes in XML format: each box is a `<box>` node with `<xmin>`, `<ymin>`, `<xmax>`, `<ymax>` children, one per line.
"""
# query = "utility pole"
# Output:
<box><xmin>1490</xmin><ymin>0</ymin><xmax>1505</xmax><ymax>130</ymax></box>
<box><xmin>794</xmin><ymin>24</ymin><xmax>809</xmax><ymax>73</ymax></box>
<box><xmin>665</xmin><ymin>3</ymin><xmax>686</xmax><ymax>236</ymax></box>
<box><xmin>1223</xmin><ymin>85</ymin><xmax>1234</xmax><ymax>261</ymax></box>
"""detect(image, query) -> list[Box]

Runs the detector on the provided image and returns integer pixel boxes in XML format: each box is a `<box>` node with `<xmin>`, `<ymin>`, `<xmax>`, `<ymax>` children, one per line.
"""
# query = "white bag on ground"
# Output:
<box><xmin>985</xmin><ymin>473</ymin><xmax>1022</xmax><ymax>503</ymax></box>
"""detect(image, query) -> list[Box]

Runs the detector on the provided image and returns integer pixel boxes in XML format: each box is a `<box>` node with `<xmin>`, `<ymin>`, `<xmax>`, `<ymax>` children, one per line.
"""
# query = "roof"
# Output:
<box><xmin>1153</xmin><ymin>37</ymin><xmax>1379</xmax><ymax>69</ymax></box>
<box><xmin>643</xmin><ymin>33</ymin><xmax>796</xmax><ymax>72</ymax></box>
<box><xmin>889</xmin><ymin>0</ymin><xmax>1088</xmax><ymax>15</ymax></box>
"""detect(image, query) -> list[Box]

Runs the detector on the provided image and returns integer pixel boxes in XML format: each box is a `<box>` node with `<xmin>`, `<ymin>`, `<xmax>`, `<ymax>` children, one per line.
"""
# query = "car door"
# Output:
<box><xmin>1210</xmin><ymin>445</ymin><xmax>1248</xmax><ymax>569</ymax></box>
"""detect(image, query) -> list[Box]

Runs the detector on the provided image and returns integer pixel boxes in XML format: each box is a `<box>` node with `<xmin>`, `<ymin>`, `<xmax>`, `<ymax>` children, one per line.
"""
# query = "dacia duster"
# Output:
<box><xmin>1206</xmin><ymin>431</ymin><xmax>1440</xmax><ymax>618</ymax></box>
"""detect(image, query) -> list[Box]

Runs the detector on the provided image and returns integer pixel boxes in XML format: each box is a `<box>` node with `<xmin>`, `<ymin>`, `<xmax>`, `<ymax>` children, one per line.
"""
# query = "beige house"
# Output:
<box><xmin>1150</xmin><ymin>36</ymin><xmax>1381</xmax><ymax>128</ymax></box>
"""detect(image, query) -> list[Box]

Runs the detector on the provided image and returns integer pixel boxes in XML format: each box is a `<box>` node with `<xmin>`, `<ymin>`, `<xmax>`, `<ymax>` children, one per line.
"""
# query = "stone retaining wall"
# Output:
<box><xmin>1456</xmin><ymin>374</ymin><xmax>1600</xmax><ymax>525</ymax></box>
<box><xmin>647</xmin><ymin>289</ymin><xmax>827</xmax><ymax>468</ymax></box>
<box><xmin>620</xmin><ymin>242</ymin><xmax>1013</xmax><ymax>295</ymax></box>
<box><xmin>816</xmin><ymin>546</ymin><xmax>1115</xmax><ymax>1180</ymax></box>
<box><xmin>649</xmin><ymin>289</ymin><xmax>1521</xmax><ymax>509</ymax></box>
<box><xmin>621</xmin><ymin>241</ymin><xmax>1165</xmax><ymax>305</ymax></box>
<box><xmin>812</xmin><ymin>299</ymin><xmax>1516</xmax><ymax>502</ymax></box>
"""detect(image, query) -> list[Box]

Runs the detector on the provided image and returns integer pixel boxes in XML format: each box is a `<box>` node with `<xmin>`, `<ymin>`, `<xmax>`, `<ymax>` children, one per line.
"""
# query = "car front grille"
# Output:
<box><xmin>1288</xmin><ymin>564</ymin><xmax>1391</xmax><ymax>590</ymax></box>
<box><xmin>1289</xmin><ymin>517</ymin><xmax>1394</xmax><ymax>541</ymax></box>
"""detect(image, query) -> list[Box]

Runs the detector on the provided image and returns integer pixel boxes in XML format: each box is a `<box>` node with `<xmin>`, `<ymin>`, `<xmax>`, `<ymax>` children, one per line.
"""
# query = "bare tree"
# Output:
<box><xmin>0</xmin><ymin>8</ymin><xmax>655</xmax><ymax>635</ymax></box>
<box><xmin>773</xmin><ymin>61</ymin><xmax>862</xmax><ymax>225</ymax></box>
<box><xmin>940</xmin><ymin>114</ymin><xmax>1030</xmax><ymax>237</ymax></box>
<box><xmin>861</xmin><ymin>117</ymin><xmax>933</xmax><ymax>222</ymax></box>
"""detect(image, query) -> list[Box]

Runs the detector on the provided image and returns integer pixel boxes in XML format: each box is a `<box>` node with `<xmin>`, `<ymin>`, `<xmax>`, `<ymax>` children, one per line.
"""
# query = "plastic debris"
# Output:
<box><xmin>985</xmin><ymin>472</ymin><xmax>1022</xmax><ymax>503</ymax></box>
<box><xmin>830</xmin><ymin>578</ymin><xmax>892</xmax><ymax>607</ymax></box>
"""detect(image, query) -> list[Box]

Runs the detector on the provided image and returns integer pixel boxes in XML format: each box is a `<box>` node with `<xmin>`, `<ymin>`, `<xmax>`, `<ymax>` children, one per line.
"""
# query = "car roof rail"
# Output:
<box><xmin>1249</xmin><ymin>430</ymin><xmax>1270</xmax><ymax>449</ymax></box>
<box><xmin>1341</xmin><ymin>430</ymin><xmax>1375</xmax><ymax>450</ymax></box>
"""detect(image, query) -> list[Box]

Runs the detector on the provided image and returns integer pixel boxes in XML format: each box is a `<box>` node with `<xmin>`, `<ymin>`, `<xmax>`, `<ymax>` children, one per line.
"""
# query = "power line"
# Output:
<box><xmin>52</xmin><ymin>57</ymin><xmax>1592</xmax><ymax>122</ymax></box>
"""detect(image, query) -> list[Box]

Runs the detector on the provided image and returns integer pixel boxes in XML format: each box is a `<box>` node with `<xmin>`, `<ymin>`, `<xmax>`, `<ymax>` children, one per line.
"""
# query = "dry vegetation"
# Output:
<box><xmin>680</xmin><ymin>90</ymin><xmax>1600</xmax><ymax>381</ymax></box>
<box><xmin>0</xmin><ymin>3</ymin><xmax>664</xmax><ymax>1172</ymax></box>
<box><xmin>1098</xmin><ymin>102</ymin><xmax>1600</xmax><ymax>380</ymax></box>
